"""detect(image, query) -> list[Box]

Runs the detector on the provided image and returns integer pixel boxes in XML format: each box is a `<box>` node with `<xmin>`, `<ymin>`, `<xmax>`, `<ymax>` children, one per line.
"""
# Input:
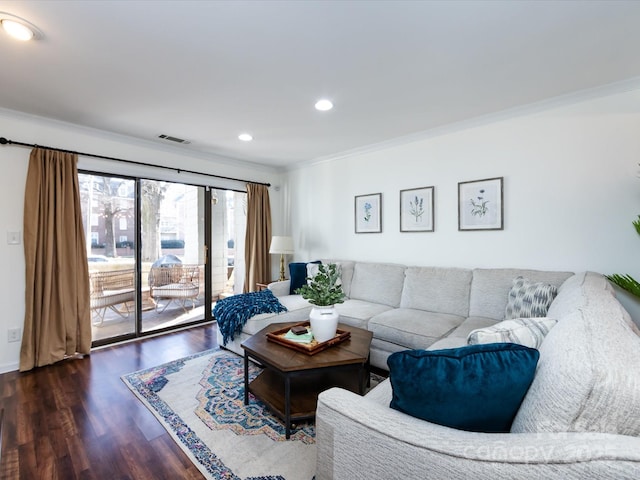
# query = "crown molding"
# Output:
<box><xmin>288</xmin><ymin>76</ymin><xmax>640</xmax><ymax>172</ymax></box>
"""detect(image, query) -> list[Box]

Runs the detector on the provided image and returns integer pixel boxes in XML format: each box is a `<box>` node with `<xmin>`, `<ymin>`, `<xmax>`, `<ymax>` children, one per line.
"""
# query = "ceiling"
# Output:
<box><xmin>1</xmin><ymin>1</ymin><xmax>640</xmax><ymax>169</ymax></box>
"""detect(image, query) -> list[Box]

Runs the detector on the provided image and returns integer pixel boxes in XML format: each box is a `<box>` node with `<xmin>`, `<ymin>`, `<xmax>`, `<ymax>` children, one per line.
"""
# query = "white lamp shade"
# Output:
<box><xmin>269</xmin><ymin>236</ymin><xmax>294</xmax><ymax>254</ymax></box>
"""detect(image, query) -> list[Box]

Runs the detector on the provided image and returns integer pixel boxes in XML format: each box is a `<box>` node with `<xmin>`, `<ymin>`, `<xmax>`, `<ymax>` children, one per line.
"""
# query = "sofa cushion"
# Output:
<box><xmin>468</xmin><ymin>317</ymin><xmax>558</xmax><ymax>348</ymax></box>
<box><xmin>504</xmin><ymin>276</ymin><xmax>558</xmax><ymax>319</ymax></box>
<box><xmin>334</xmin><ymin>299</ymin><xmax>394</xmax><ymax>329</ymax></box>
<box><xmin>364</xmin><ymin>377</ymin><xmax>393</xmax><ymax>405</ymax></box>
<box><xmin>511</xmin><ymin>295</ymin><xmax>640</xmax><ymax>437</ymax></box>
<box><xmin>241</xmin><ymin>294</ymin><xmax>312</xmax><ymax>335</ymax></box>
<box><xmin>388</xmin><ymin>343</ymin><xmax>540</xmax><ymax>433</ymax></box>
<box><xmin>422</xmin><ymin>317</ymin><xmax>501</xmax><ymax>361</ymax></box>
<box><xmin>349</xmin><ymin>262</ymin><xmax>406</xmax><ymax>307</ymax></box>
<box><xmin>446</xmin><ymin>316</ymin><xmax>499</xmax><ymax>339</ymax></box>
<box><xmin>278</xmin><ymin>294</ymin><xmax>312</xmax><ymax>312</ymax></box>
<box><xmin>469</xmin><ymin>269</ymin><xmax>573</xmax><ymax>320</ymax></box>
<box><xmin>369</xmin><ymin>309</ymin><xmax>464</xmax><ymax>350</ymax></box>
<box><xmin>400</xmin><ymin>267</ymin><xmax>472</xmax><ymax>317</ymax></box>
<box><xmin>426</xmin><ymin>336</ymin><xmax>468</xmax><ymax>351</ymax></box>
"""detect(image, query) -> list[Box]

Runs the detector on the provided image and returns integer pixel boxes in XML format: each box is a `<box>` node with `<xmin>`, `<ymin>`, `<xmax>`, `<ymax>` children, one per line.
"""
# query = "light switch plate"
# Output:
<box><xmin>7</xmin><ymin>231</ymin><xmax>21</xmax><ymax>245</ymax></box>
<box><xmin>8</xmin><ymin>327</ymin><xmax>21</xmax><ymax>342</ymax></box>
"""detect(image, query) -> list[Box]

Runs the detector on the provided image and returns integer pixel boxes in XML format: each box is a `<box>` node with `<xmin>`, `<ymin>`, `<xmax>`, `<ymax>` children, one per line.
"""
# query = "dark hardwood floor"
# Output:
<box><xmin>0</xmin><ymin>324</ymin><xmax>219</xmax><ymax>480</ymax></box>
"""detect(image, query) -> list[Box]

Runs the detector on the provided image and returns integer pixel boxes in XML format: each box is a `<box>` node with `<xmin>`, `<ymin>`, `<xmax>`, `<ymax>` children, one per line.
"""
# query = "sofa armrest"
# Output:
<box><xmin>268</xmin><ymin>280</ymin><xmax>290</xmax><ymax>297</ymax></box>
<box><xmin>316</xmin><ymin>388</ymin><xmax>640</xmax><ymax>480</ymax></box>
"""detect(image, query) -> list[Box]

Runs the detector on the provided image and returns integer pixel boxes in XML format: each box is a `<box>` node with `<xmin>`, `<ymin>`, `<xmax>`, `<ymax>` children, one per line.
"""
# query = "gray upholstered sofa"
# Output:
<box><xmin>215</xmin><ymin>260</ymin><xmax>640</xmax><ymax>477</ymax></box>
<box><xmin>217</xmin><ymin>260</ymin><xmax>574</xmax><ymax>370</ymax></box>
<box><xmin>315</xmin><ymin>270</ymin><xmax>640</xmax><ymax>479</ymax></box>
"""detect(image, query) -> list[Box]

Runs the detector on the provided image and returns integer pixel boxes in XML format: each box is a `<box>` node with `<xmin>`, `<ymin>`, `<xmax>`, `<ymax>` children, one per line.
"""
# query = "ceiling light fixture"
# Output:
<box><xmin>0</xmin><ymin>13</ymin><xmax>42</xmax><ymax>41</ymax></box>
<box><xmin>238</xmin><ymin>133</ymin><xmax>253</xmax><ymax>142</ymax></box>
<box><xmin>315</xmin><ymin>99</ymin><xmax>333</xmax><ymax>111</ymax></box>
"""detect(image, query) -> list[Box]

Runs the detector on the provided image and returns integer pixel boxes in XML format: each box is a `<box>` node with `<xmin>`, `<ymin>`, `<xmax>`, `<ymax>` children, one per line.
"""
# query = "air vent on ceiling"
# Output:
<box><xmin>158</xmin><ymin>134</ymin><xmax>191</xmax><ymax>145</ymax></box>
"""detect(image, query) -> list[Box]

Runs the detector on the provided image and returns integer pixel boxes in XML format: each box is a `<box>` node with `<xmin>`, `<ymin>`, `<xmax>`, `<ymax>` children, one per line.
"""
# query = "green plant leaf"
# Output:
<box><xmin>605</xmin><ymin>273</ymin><xmax>640</xmax><ymax>298</ymax></box>
<box><xmin>606</xmin><ymin>213</ymin><xmax>640</xmax><ymax>298</ymax></box>
<box><xmin>294</xmin><ymin>263</ymin><xmax>346</xmax><ymax>306</ymax></box>
<box><xmin>633</xmin><ymin>215</ymin><xmax>640</xmax><ymax>236</ymax></box>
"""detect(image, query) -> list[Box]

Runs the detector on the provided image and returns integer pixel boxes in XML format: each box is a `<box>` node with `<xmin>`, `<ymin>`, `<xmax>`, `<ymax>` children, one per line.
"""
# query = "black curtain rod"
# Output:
<box><xmin>0</xmin><ymin>136</ymin><xmax>271</xmax><ymax>187</ymax></box>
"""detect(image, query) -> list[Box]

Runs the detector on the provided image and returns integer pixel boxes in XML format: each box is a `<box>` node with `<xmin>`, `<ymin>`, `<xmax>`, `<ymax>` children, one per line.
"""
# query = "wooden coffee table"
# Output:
<box><xmin>241</xmin><ymin>321</ymin><xmax>373</xmax><ymax>439</ymax></box>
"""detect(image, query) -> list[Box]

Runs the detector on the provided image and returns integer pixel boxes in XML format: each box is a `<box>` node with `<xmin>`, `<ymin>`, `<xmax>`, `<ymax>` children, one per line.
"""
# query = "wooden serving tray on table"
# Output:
<box><xmin>266</xmin><ymin>321</ymin><xmax>351</xmax><ymax>355</ymax></box>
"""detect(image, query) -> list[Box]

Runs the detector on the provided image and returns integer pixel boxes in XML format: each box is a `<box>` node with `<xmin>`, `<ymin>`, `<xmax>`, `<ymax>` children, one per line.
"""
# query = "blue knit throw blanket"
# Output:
<box><xmin>214</xmin><ymin>289</ymin><xmax>288</xmax><ymax>345</ymax></box>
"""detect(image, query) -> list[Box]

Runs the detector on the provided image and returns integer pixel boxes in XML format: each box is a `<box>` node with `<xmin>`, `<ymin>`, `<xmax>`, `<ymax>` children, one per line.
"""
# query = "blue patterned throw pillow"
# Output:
<box><xmin>387</xmin><ymin>343</ymin><xmax>539</xmax><ymax>433</ymax></box>
<box><xmin>504</xmin><ymin>276</ymin><xmax>558</xmax><ymax>319</ymax></box>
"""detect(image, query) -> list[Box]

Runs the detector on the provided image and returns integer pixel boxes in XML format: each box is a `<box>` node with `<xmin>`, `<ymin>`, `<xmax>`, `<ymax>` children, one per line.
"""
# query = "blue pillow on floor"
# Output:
<box><xmin>387</xmin><ymin>343</ymin><xmax>539</xmax><ymax>433</ymax></box>
<box><xmin>289</xmin><ymin>261</ymin><xmax>320</xmax><ymax>294</ymax></box>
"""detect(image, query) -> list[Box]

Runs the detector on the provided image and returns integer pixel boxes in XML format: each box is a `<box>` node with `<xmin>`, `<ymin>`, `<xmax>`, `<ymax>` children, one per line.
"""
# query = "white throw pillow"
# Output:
<box><xmin>468</xmin><ymin>317</ymin><xmax>558</xmax><ymax>349</ymax></box>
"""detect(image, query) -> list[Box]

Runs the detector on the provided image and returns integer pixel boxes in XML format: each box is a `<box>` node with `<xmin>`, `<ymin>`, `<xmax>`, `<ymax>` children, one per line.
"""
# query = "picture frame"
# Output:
<box><xmin>400</xmin><ymin>186</ymin><xmax>434</xmax><ymax>232</ymax></box>
<box><xmin>355</xmin><ymin>193</ymin><xmax>382</xmax><ymax>233</ymax></box>
<box><xmin>458</xmin><ymin>177</ymin><xmax>504</xmax><ymax>231</ymax></box>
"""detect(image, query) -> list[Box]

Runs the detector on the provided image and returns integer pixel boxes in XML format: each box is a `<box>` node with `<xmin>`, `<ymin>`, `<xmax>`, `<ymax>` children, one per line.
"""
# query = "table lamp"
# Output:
<box><xmin>269</xmin><ymin>236</ymin><xmax>294</xmax><ymax>282</ymax></box>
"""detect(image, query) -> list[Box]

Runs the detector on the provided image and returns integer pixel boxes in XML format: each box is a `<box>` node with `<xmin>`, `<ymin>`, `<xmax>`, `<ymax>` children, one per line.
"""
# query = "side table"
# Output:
<box><xmin>256</xmin><ymin>280</ymin><xmax>281</xmax><ymax>291</ymax></box>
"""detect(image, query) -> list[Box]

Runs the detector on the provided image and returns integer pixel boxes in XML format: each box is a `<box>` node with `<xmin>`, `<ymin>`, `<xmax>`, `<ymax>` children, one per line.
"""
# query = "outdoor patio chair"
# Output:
<box><xmin>89</xmin><ymin>269</ymin><xmax>135</xmax><ymax>326</ymax></box>
<box><xmin>148</xmin><ymin>264</ymin><xmax>201</xmax><ymax>313</ymax></box>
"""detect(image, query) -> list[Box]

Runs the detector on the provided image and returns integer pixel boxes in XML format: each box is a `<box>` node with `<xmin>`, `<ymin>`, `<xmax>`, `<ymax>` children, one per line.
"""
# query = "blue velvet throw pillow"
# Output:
<box><xmin>387</xmin><ymin>343</ymin><xmax>539</xmax><ymax>433</ymax></box>
<box><xmin>288</xmin><ymin>261</ymin><xmax>321</xmax><ymax>294</ymax></box>
<box><xmin>289</xmin><ymin>263</ymin><xmax>307</xmax><ymax>294</ymax></box>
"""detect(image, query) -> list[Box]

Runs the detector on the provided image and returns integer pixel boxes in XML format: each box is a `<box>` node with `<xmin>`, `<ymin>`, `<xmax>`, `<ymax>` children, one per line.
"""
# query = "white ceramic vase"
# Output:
<box><xmin>309</xmin><ymin>306</ymin><xmax>339</xmax><ymax>343</ymax></box>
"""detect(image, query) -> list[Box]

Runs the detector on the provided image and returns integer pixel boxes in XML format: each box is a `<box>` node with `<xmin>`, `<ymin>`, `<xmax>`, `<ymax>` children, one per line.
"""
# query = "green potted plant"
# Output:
<box><xmin>296</xmin><ymin>263</ymin><xmax>345</xmax><ymax>342</ymax></box>
<box><xmin>607</xmin><ymin>215</ymin><xmax>640</xmax><ymax>298</ymax></box>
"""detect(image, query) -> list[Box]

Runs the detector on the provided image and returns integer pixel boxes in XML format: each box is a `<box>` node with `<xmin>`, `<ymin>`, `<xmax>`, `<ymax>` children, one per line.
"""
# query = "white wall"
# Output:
<box><xmin>3</xmin><ymin>87</ymin><xmax>639</xmax><ymax>372</ymax></box>
<box><xmin>0</xmin><ymin>110</ymin><xmax>285</xmax><ymax>372</ymax></box>
<box><xmin>286</xmin><ymin>88</ymin><xmax>640</xmax><ymax>325</ymax></box>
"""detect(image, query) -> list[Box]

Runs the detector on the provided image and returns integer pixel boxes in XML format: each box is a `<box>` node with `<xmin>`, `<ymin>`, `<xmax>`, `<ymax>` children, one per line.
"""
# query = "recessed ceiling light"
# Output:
<box><xmin>315</xmin><ymin>99</ymin><xmax>333</xmax><ymax>111</ymax></box>
<box><xmin>2</xmin><ymin>20</ymin><xmax>33</xmax><ymax>41</ymax></box>
<box><xmin>238</xmin><ymin>133</ymin><xmax>253</xmax><ymax>142</ymax></box>
<box><xmin>0</xmin><ymin>13</ymin><xmax>42</xmax><ymax>41</ymax></box>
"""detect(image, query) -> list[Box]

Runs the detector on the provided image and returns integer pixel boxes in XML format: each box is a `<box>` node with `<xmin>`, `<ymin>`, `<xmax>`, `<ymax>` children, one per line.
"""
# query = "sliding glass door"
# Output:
<box><xmin>79</xmin><ymin>173</ymin><xmax>137</xmax><ymax>342</ymax></box>
<box><xmin>140</xmin><ymin>180</ymin><xmax>205</xmax><ymax>333</ymax></box>
<box><xmin>79</xmin><ymin>172</ymin><xmax>240</xmax><ymax>346</ymax></box>
<box><xmin>210</xmin><ymin>189</ymin><xmax>247</xmax><ymax>299</ymax></box>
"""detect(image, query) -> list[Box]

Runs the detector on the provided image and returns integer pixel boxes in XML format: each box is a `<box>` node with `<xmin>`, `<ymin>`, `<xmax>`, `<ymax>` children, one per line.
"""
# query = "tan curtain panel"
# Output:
<box><xmin>244</xmin><ymin>183</ymin><xmax>272</xmax><ymax>292</ymax></box>
<box><xmin>20</xmin><ymin>148</ymin><xmax>91</xmax><ymax>371</ymax></box>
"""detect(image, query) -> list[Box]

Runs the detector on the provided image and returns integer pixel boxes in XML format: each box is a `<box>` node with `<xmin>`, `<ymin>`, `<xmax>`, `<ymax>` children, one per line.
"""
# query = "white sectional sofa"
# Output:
<box><xmin>216</xmin><ymin>260</ymin><xmax>573</xmax><ymax>370</ymax></box>
<box><xmin>215</xmin><ymin>260</ymin><xmax>640</xmax><ymax>477</ymax></box>
<box><xmin>315</xmin><ymin>270</ymin><xmax>640</xmax><ymax>479</ymax></box>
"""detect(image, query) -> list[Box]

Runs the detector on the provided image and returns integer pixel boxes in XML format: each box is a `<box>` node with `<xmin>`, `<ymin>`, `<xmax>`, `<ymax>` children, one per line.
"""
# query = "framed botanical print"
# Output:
<box><xmin>355</xmin><ymin>193</ymin><xmax>382</xmax><ymax>233</ymax></box>
<box><xmin>400</xmin><ymin>186</ymin><xmax>434</xmax><ymax>232</ymax></box>
<box><xmin>458</xmin><ymin>177</ymin><xmax>504</xmax><ymax>231</ymax></box>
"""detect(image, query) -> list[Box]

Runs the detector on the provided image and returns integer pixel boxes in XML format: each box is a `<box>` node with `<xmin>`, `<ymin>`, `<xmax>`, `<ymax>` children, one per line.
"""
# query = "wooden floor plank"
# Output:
<box><xmin>65</xmin><ymin>435</ymin><xmax>91</xmax><ymax>479</ymax></box>
<box><xmin>0</xmin><ymin>448</ymin><xmax>18</xmax><ymax>480</ymax></box>
<box><xmin>0</xmin><ymin>324</ymin><xmax>217</xmax><ymax>480</ymax></box>
<box><xmin>152</xmin><ymin>434</ymin><xmax>205</xmax><ymax>479</ymax></box>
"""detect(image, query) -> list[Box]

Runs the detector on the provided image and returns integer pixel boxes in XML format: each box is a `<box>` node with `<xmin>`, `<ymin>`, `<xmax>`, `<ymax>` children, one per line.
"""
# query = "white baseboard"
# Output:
<box><xmin>0</xmin><ymin>362</ymin><xmax>19</xmax><ymax>374</ymax></box>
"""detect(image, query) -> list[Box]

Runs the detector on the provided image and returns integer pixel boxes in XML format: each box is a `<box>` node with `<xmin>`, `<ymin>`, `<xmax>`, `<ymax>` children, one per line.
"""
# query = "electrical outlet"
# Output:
<box><xmin>8</xmin><ymin>327</ymin><xmax>21</xmax><ymax>343</ymax></box>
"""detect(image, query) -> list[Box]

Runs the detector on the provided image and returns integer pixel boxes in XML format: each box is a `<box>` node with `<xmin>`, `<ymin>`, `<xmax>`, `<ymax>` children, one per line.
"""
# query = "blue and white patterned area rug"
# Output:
<box><xmin>122</xmin><ymin>349</ymin><xmax>316</xmax><ymax>480</ymax></box>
